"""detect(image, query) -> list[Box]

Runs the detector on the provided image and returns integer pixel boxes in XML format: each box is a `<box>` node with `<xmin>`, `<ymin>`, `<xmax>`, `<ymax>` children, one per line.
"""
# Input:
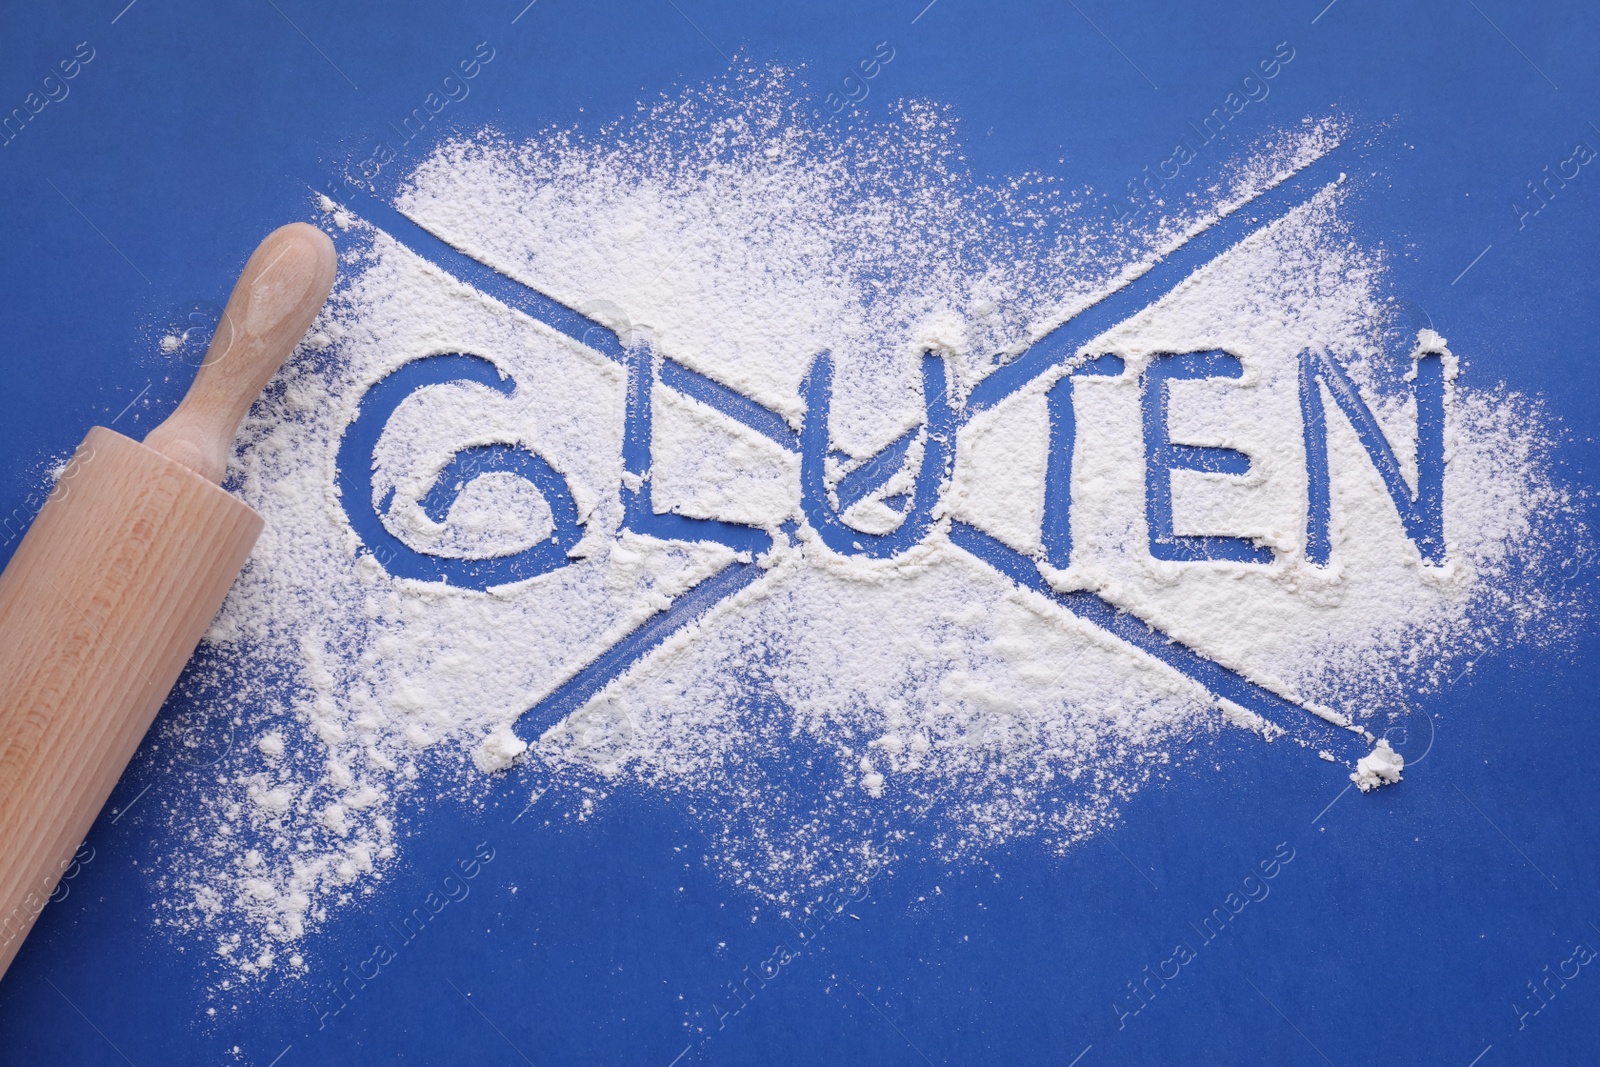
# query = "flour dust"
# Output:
<box><xmin>139</xmin><ymin>65</ymin><xmax>1584</xmax><ymax>985</ymax></box>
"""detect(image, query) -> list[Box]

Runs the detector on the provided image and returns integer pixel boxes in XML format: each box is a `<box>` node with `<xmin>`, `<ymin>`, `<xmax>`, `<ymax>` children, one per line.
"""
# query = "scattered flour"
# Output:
<box><xmin>1350</xmin><ymin>738</ymin><xmax>1405</xmax><ymax>792</ymax></box>
<box><xmin>472</xmin><ymin>729</ymin><xmax>528</xmax><ymax>774</ymax></box>
<box><xmin>143</xmin><ymin>65</ymin><xmax>1584</xmax><ymax>982</ymax></box>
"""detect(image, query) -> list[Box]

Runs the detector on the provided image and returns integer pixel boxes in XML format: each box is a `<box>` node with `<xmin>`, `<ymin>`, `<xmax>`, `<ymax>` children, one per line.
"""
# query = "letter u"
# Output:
<box><xmin>799</xmin><ymin>351</ymin><xmax>955</xmax><ymax>559</ymax></box>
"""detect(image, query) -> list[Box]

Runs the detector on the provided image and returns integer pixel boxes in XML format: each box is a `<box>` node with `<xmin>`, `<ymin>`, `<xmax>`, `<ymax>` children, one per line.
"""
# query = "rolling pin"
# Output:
<box><xmin>0</xmin><ymin>222</ymin><xmax>336</xmax><ymax>979</ymax></box>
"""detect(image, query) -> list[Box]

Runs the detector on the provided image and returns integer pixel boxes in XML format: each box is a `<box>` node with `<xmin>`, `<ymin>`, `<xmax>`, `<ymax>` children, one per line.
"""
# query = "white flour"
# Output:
<box><xmin>145</xmin><ymin>66</ymin><xmax>1583</xmax><ymax>982</ymax></box>
<box><xmin>1350</xmin><ymin>738</ymin><xmax>1405</xmax><ymax>792</ymax></box>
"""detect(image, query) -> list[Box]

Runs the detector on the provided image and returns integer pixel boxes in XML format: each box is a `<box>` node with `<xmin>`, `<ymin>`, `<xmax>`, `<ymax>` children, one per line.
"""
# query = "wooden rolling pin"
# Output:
<box><xmin>0</xmin><ymin>222</ymin><xmax>336</xmax><ymax>979</ymax></box>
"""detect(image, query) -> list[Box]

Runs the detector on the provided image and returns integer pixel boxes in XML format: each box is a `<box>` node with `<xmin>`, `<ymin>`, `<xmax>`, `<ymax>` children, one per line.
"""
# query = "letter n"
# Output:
<box><xmin>1298</xmin><ymin>347</ymin><xmax>1444</xmax><ymax>565</ymax></box>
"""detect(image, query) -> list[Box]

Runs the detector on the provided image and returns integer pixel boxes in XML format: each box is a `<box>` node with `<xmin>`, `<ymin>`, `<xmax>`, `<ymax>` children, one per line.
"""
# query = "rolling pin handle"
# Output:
<box><xmin>143</xmin><ymin>222</ymin><xmax>337</xmax><ymax>483</ymax></box>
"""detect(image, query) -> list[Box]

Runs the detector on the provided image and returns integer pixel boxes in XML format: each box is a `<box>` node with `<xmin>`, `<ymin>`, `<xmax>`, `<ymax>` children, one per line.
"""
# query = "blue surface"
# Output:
<box><xmin>2</xmin><ymin>2</ymin><xmax>1599</xmax><ymax>1064</ymax></box>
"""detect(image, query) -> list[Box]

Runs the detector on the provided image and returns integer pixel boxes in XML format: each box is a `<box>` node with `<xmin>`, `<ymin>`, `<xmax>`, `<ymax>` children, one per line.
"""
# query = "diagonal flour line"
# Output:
<box><xmin>948</xmin><ymin>521</ymin><xmax>1364</xmax><ymax>753</ymax></box>
<box><xmin>509</xmin><ymin>787</ymin><xmax>548</xmax><ymax>824</ymax></box>
<box><xmin>658</xmin><ymin>358</ymin><xmax>798</xmax><ymax>451</ymax></box>
<box><xmin>313</xmin><ymin>145</ymin><xmax>1351</xmax><ymax>757</ymax></box>
<box><xmin>964</xmin><ymin>144</ymin><xmax>1344</xmax><ymax>416</ymax></box>
<box><xmin>834</xmin><ymin>426</ymin><xmax>918</xmax><ymax>511</ymax></box>
<box><xmin>314</xmin><ymin>178</ymin><xmax>625</xmax><ymax>361</ymax></box>
<box><xmin>511</xmin><ymin>553</ymin><xmax>776</xmax><ymax>741</ymax></box>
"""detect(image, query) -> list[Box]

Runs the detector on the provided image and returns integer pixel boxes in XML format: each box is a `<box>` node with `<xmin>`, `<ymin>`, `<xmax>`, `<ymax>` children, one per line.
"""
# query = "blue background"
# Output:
<box><xmin>2</xmin><ymin>1</ymin><xmax>1597</xmax><ymax>1064</ymax></box>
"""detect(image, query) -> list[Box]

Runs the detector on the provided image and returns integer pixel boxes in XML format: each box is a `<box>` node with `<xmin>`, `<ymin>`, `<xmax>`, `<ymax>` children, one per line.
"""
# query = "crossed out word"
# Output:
<box><xmin>320</xmin><ymin>147</ymin><xmax>1439</xmax><ymax>756</ymax></box>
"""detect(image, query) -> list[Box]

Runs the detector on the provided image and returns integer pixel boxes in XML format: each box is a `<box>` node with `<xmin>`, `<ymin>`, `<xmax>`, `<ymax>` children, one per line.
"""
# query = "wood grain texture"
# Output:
<box><xmin>0</xmin><ymin>430</ymin><xmax>261</xmax><ymax>974</ymax></box>
<box><xmin>0</xmin><ymin>222</ymin><xmax>336</xmax><ymax>979</ymax></box>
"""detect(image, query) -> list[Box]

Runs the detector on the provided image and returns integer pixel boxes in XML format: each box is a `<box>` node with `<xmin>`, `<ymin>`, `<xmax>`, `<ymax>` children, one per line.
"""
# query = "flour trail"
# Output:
<box><xmin>145</xmin><ymin>64</ymin><xmax>1585</xmax><ymax>984</ymax></box>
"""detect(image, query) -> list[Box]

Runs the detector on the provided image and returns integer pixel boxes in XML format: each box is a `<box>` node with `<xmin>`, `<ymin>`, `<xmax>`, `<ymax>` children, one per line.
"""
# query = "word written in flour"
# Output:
<box><xmin>323</xmin><ymin>150</ymin><xmax>1447</xmax><ymax>751</ymax></box>
<box><xmin>338</xmin><ymin>306</ymin><xmax>1446</xmax><ymax>576</ymax></box>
